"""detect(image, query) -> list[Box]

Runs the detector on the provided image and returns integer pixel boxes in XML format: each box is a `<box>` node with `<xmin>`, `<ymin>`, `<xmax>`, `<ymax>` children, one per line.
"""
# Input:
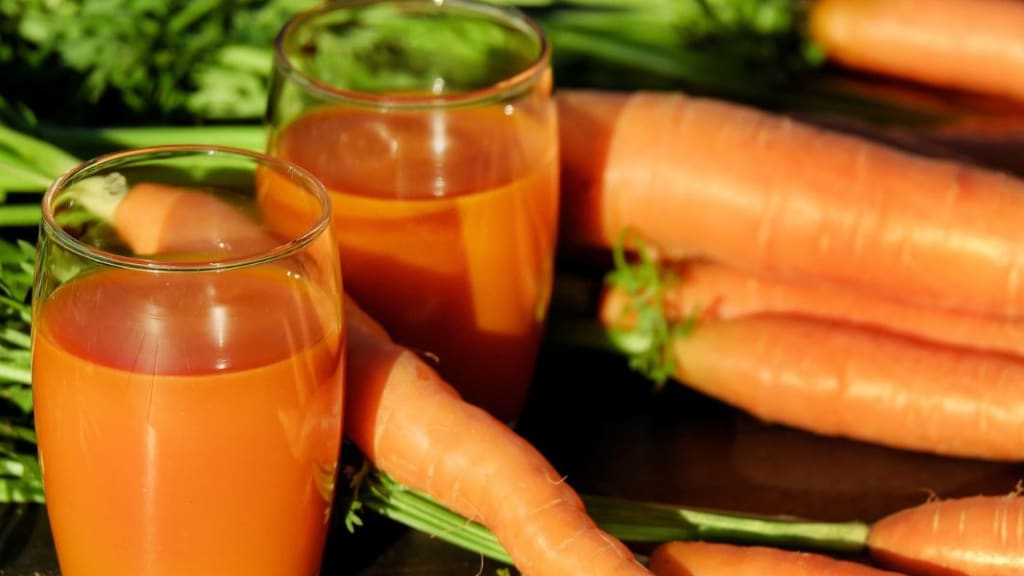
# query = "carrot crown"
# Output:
<box><xmin>605</xmin><ymin>230</ymin><xmax>696</xmax><ymax>390</ymax></box>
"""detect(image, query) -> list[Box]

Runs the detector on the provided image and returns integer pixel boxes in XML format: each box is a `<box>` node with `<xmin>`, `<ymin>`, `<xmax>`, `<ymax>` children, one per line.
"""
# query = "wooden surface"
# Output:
<box><xmin>3</xmin><ymin>339</ymin><xmax>1023</xmax><ymax>575</ymax></box>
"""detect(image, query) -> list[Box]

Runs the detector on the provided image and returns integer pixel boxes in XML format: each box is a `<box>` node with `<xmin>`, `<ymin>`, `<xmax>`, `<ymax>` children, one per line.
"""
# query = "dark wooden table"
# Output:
<box><xmin>3</xmin><ymin>336</ymin><xmax>1023</xmax><ymax>575</ymax></box>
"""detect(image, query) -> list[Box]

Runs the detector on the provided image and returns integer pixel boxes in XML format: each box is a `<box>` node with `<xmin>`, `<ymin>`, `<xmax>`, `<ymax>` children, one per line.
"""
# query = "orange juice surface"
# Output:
<box><xmin>273</xmin><ymin>103</ymin><xmax>558</xmax><ymax>422</ymax></box>
<box><xmin>32</xmin><ymin>264</ymin><xmax>343</xmax><ymax>576</ymax></box>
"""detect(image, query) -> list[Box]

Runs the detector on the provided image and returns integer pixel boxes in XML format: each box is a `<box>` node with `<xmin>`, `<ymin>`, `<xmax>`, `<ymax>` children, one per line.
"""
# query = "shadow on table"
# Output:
<box><xmin>0</xmin><ymin>504</ymin><xmax>59</xmax><ymax>575</ymax></box>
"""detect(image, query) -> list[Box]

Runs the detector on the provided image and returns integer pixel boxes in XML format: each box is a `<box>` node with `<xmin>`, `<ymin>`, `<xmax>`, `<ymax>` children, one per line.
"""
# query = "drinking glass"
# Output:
<box><xmin>31</xmin><ymin>146</ymin><xmax>344</xmax><ymax>576</ymax></box>
<box><xmin>267</xmin><ymin>0</ymin><xmax>558</xmax><ymax>423</ymax></box>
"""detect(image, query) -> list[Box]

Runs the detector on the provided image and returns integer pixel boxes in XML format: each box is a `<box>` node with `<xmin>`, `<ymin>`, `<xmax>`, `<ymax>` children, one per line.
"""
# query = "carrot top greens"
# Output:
<box><xmin>1</xmin><ymin>0</ymin><xmax>930</xmax><ymax>126</ymax></box>
<box><xmin>0</xmin><ymin>240</ymin><xmax>41</xmax><ymax>503</ymax></box>
<box><xmin>339</xmin><ymin>462</ymin><xmax>872</xmax><ymax>566</ymax></box>
<box><xmin>604</xmin><ymin>232</ymin><xmax>697</xmax><ymax>390</ymax></box>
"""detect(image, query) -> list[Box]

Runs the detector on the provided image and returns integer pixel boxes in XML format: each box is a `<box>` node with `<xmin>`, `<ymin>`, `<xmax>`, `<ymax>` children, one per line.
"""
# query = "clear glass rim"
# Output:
<box><xmin>40</xmin><ymin>145</ymin><xmax>333</xmax><ymax>273</ymax></box>
<box><xmin>272</xmin><ymin>0</ymin><xmax>551</xmax><ymax>110</ymax></box>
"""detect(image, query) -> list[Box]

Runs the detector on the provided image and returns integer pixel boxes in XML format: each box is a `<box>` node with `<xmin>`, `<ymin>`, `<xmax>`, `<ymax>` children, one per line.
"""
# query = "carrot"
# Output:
<box><xmin>601</xmin><ymin>259</ymin><xmax>1024</xmax><ymax>359</ymax></box>
<box><xmin>557</xmin><ymin>89</ymin><xmax>1024</xmax><ymax>318</ymax></box>
<box><xmin>343</xmin><ymin>294</ymin><xmax>651</xmax><ymax>575</ymax></box>
<box><xmin>647</xmin><ymin>494</ymin><xmax>1024</xmax><ymax>576</ymax></box>
<box><xmin>636</xmin><ymin>492</ymin><xmax>1024</xmax><ymax>576</ymax></box>
<box><xmin>70</xmin><ymin>178</ymin><xmax>278</xmax><ymax>257</ymax></box>
<box><xmin>648</xmin><ymin>541</ymin><xmax>904</xmax><ymax>576</ymax></box>
<box><xmin>868</xmin><ymin>493</ymin><xmax>1024</xmax><ymax>576</ymax></box>
<box><xmin>612</xmin><ymin>311</ymin><xmax>1024</xmax><ymax>461</ymax></box>
<box><xmin>808</xmin><ymin>0</ymin><xmax>1024</xmax><ymax>103</ymax></box>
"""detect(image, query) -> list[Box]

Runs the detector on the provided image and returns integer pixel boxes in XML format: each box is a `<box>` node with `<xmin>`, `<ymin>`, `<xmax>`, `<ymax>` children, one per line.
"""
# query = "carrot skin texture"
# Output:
<box><xmin>868</xmin><ymin>495</ymin><xmax>1024</xmax><ymax>576</ymax></box>
<box><xmin>649</xmin><ymin>541</ymin><xmax>905</xmax><ymax>576</ymax></box>
<box><xmin>342</xmin><ymin>296</ymin><xmax>651</xmax><ymax>576</ymax></box>
<box><xmin>809</xmin><ymin>0</ymin><xmax>1024</xmax><ymax>103</ymax></box>
<box><xmin>601</xmin><ymin>259</ymin><xmax>1024</xmax><ymax>359</ymax></box>
<box><xmin>558</xmin><ymin>89</ymin><xmax>1024</xmax><ymax>318</ymax></box>
<box><xmin>664</xmin><ymin>314</ymin><xmax>1024</xmax><ymax>461</ymax></box>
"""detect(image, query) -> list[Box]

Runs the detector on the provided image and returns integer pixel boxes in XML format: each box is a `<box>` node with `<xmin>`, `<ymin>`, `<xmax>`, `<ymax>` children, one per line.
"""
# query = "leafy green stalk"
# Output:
<box><xmin>0</xmin><ymin>205</ymin><xmax>42</xmax><ymax>228</ymax></box>
<box><xmin>0</xmin><ymin>124</ymin><xmax>79</xmax><ymax>183</ymax></box>
<box><xmin>359</xmin><ymin>471</ymin><xmax>514</xmax><ymax>565</ymax></box>
<box><xmin>0</xmin><ymin>239</ymin><xmax>42</xmax><ymax>503</ymax></box>
<box><xmin>0</xmin><ymin>120</ymin><xmax>269</xmax><ymax>195</ymax></box>
<box><xmin>36</xmin><ymin>123</ymin><xmax>268</xmax><ymax>159</ymax></box>
<box><xmin>0</xmin><ymin>0</ymin><xmax>315</xmax><ymax>123</ymax></box>
<box><xmin>584</xmin><ymin>496</ymin><xmax>869</xmax><ymax>553</ymax></box>
<box><xmin>346</xmin><ymin>467</ymin><xmax>871</xmax><ymax>566</ymax></box>
<box><xmin>2</xmin><ymin>0</ymin><xmax>940</xmax><ymax>126</ymax></box>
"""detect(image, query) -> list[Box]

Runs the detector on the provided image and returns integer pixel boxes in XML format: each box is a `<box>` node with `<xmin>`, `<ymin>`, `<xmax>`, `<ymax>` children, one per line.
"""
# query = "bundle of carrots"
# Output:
<box><xmin>557</xmin><ymin>88</ymin><xmax>1024</xmax><ymax>463</ymax></box>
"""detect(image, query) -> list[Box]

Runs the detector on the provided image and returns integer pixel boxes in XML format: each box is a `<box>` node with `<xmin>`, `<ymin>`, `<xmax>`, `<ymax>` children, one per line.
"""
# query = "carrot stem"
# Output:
<box><xmin>0</xmin><ymin>158</ymin><xmax>54</xmax><ymax>191</ymax></box>
<box><xmin>359</xmin><ymin>469</ymin><xmax>873</xmax><ymax>563</ymax></box>
<box><xmin>0</xmin><ymin>364</ymin><xmax>30</xmax><ymax>387</ymax></box>
<box><xmin>601</xmin><ymin>233</ymin><xmax>692</xmax><ymax>385</ymax></box>
<box><xmin>36</xmin><ymin>123</ymin><xmax>267</xmax><ymax>158</ymax></box>
<box><xmin>361</xmin><ymin>471</ymin><xmax>514</xmax><ymax>565</ymax></box>
<box><xmin>0</xmin><ymin>124</ymin><xmax>79</xmax><ymax>180</ymax></box>
<box><xmin>584</xmin><ymin>496</ymin><xmax>870</xmax><ymax>554</ymax></box>
<box><xmin>0</xmin><ymin>328</ymin><xmax>30</xmax><ymax>351</ymax></box>
<box><xmin>0</xmin><ymin>205</ymin><xmax>42</xmax><ymax>228</ymax></box>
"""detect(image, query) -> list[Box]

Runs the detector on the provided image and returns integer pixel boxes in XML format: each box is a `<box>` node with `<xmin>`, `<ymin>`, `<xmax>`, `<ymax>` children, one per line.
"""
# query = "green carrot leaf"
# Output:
<box><xmin>341</xmin><ymin>458</ymin><xmax>372</xmax><ymax>533</ymax></box>
<box><xmin>604</xmin><ymin>230</ymin><xmax>686</xmax><ymax>389</ymax></box>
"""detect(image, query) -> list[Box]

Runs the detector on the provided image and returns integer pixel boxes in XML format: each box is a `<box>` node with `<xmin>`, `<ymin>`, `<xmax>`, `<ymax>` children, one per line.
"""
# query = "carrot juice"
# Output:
<box><xmin>32</xmin><ymin>264</ymin><xmax>343</xmax><ymax>576</ymax></box>
<box><xmin>271</xmin><ymin>103</ymin><xmax>558</xmax><ymax>422</ymax></box>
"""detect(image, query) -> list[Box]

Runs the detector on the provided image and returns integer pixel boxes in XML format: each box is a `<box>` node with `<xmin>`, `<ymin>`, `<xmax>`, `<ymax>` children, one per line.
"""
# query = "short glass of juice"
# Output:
<box><xmin>31</xmin><ymin>146</ymin><xmax>344</xmax><ymax>576</ymax></box>
<box><xmin>267</xmin><ymin>0</ymin><xmax>559</xmax><ymax>424</ymax></box>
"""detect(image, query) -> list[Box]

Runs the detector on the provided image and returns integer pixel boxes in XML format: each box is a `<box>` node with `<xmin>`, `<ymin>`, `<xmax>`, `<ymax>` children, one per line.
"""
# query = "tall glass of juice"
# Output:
<box><xmin>267</xmin><ymin>0</ymin><xmax>558</xmax><ymax>423</ymax></box>
<box><xmin>31</xmin><ymin>146</ymin><xmax>344</xmax><ymax>576</ymax></box>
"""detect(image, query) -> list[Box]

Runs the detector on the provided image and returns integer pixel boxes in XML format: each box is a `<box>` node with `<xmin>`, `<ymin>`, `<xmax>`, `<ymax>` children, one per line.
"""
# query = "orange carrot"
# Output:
<box><xmin>627</xmin><ymin>313</ymin><xmax>1024</xmax><ymax>460</ymax></box>
<box><xmin>868</xmin><ymin>494</ymin><xmax>1024</xmax><ymax>576</ymax></box>
<box><xmin>601</xmin><ymin>259</ymin><xmax>1024</xmax><ymax>359</ymax></box>
<box><xmin>73</xmin><ymin>180</ymin><xmax>277</xmax><ymax>256</ymax></box>
<box><xmin>649</xmin><ymin>541</ymin><xmax>904</xmax><ymax>576</ymax></box>
<box><xmin>808</xmin><ymin>0</ymin><xmax>1024</xmax><ymax>103</ymax></box>
<box><xmin>117</xmin><ymin>182</ymin><xmax>282</xmax><ymax>256</ymax></box>
<box><xmin>585</xmin><ymin>490</ymin><xmax>1024</xmax><ymax>576</ymax></box>
<box><xmin>343</xmin><ymin>295</ymin><xmax>651</xmax><ymax>575</ymax></box>
<box><xmin>557</xmin><ymin>89</ymin><xmax>1024</xmax><ymax>318</ymax></box>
